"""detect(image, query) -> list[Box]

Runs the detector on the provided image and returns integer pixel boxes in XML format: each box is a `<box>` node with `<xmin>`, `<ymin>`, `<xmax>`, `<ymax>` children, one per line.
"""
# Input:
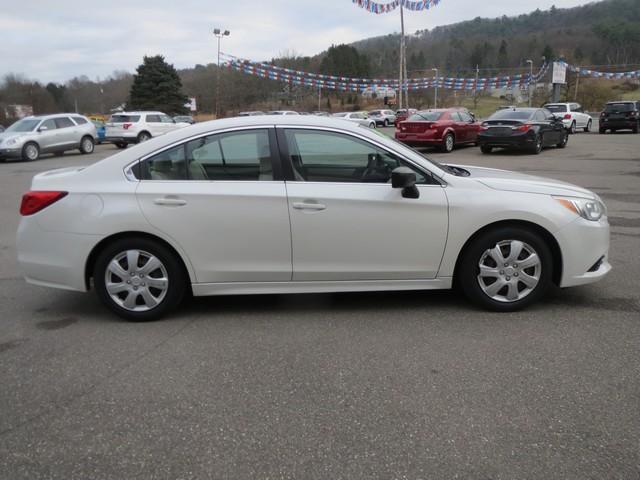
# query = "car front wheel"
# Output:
<box><xmin>22</xmin><ymin>142</ymin><xmax>40</xmax><ymax>161</ymax></box>
<box><xmin>458</xmin><ymin>227</ymin><xmax>553</xmax><ymax>311</ymax></box>
<box><xmin>94</xmin><ymin>237</ymin><xmax>187</xmax><ymax>321</ymax></box>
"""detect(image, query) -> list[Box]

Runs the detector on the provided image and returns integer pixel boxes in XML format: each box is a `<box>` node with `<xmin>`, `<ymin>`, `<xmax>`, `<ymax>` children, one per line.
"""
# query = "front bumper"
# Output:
<box><xmin>555</xmin><ymin>216</ymin><xmax>611</xmax><ymax>287</ymax></box>
<box><xmin>0</xmin><ymin>147</ymin><xmax>23</xmax><ymax>159</ymax></box>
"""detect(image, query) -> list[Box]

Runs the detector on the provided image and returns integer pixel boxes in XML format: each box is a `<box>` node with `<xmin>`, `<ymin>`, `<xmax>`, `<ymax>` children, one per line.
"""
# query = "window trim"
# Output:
<box><xmin>127</xmin><ymin>126</ymin><xmax>283</xmax><ymax>182</ymax></box>
<box><xmin>275</xmin><ymin>126</ymin><xmax>443</xmax><ymax>186</ymax></box>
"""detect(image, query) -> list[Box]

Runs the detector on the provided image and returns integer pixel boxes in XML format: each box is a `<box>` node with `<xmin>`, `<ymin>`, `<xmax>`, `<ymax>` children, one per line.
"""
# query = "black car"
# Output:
<box><xmin>478</xmin><ymin>107</ymin><xmax>568</xmax><ymax>155</ymax></box>
<box><xmin>599</xmin><ymin>101</ymin><xmax>640</xmax><ymax>134</ymax></box>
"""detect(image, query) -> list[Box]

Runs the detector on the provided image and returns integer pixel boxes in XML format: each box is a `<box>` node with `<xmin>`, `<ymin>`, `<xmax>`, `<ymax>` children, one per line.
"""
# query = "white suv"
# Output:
<box><xmin>543</xmin><ymin>103</ymin><xmax>592</xmax><ymax>133</ymax></box>
<box><xmin>105</xmin><ymin>111</ymin><xmax>191</xmax><ymax>149</ymax></box>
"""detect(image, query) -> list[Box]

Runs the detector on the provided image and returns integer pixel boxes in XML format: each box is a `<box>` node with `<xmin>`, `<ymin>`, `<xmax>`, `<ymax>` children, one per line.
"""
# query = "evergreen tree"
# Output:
<box><xmin>497</xmin><ymin>40</ymin><xmax>509</xmax><ymax>68</ymax></box>
<box><xmin>128</xmin><ymin>55</ymin><xmax>189</xmax><ymax>115</ymax></box>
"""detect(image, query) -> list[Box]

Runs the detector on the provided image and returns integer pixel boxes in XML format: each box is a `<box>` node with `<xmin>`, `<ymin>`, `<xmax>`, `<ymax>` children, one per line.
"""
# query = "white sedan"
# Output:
<box><xmin>17</xmin><ymin>116</ymin><xmax>610</xmax><ymax>321</ymax></box>
<box><xmin>332</xmin><ymin>112</ymin><xmax>377</xmax><ymax>129</ymax></box>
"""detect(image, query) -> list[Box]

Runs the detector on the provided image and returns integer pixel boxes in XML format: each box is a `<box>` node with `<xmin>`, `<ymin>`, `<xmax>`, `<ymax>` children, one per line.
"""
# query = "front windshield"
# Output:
<box><xmin>544</xmin><ymin>105</ymin><xmax>566</xmax><ymax>113</ymax></box>
<box><xmin>6</xmin><ymin>118</ymin><xmax>40</xmax><ymax>133</ymax></box>
<box><xmin>409</xmin><ymin>112</ymin><xmax>443</xmax><ymax>122</ymax></box>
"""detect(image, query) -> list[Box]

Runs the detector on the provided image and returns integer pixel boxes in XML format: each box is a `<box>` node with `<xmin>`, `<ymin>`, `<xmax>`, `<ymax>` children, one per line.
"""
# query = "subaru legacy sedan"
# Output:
<box><xmin>17</xmin><ymin>116</ymin><xmax>610</xmax><ymax>321</ymax></box>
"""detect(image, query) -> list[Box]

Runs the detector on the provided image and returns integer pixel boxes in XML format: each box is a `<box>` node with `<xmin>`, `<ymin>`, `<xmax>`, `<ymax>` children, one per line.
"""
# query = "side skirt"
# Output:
<box><xmin>192</xmin><ymin>278</ymin><xmax>453</xmax><ymax>297</ymax></box>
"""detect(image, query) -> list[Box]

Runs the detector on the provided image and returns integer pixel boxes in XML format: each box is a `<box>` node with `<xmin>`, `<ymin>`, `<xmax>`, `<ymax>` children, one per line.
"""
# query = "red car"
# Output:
<box><xmin>395</xmin><ymin>108</ymin><xmax>481</xmax><ymax>153</ymax></box>
<box><xmin>394</xmin><ymin>108</ymin><xmax>417</xmax><ymax>127</ymax></box>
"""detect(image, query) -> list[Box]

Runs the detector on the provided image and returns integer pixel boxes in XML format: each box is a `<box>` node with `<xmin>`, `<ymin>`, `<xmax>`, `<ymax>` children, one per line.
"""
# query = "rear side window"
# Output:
<box><xmin>72</xmin><ymin>116</ymin><xmax>88</xmax><ymax>125</ymax></box>
<box><xmin>146</xmin><ymin>115</ymin><xmax>161</xmax><ymax>123</ymax></box>
<box><xmin>140</xmin><ymin>129</ymin><xmax>274</xmax><ymax>181</ymax></box>
<box><xmin>55</xmin><ymin>117</ymin><xmax>75</xmax><ymax>129</ymax></box>
<box><xmin>110</xmin><ymin>115</ymin><xmax>140</xmax><ymax>123</ymax></box>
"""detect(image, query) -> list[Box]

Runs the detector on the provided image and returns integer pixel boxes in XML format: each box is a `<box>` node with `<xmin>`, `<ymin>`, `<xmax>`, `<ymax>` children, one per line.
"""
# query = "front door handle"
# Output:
<box><xmin>292</xmin><ymin>202</ymin><xmax>326</xmax><ymax>211</ymax></box>
<box><xmin>154</xmin><ymin>197</ymin><xmax>187</xmax><ymax>207</ymax></box>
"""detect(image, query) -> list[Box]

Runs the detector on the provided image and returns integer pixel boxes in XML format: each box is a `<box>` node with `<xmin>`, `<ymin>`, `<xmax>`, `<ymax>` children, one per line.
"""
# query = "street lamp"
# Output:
<box><xmin>432</xmin><ymin>68</ymin><xmax>438</xmax><ymax>109</ymax></box>
<box><xmin>213</xmin><ymin>28</ymin><xmax>230</xmax><ymax>118</ymax></box>
<box><xmin>526</xmin><ymin>59</ymin><xmax>533</xmax><ymax>107</ymax></box>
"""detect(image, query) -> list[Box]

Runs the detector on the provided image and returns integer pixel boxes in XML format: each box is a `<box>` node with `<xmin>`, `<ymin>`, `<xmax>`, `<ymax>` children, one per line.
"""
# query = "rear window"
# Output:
<box><xmin>72</xmin><ymin>116</ymin><xmax>88</xmax><ymax>125</ymax></box>
<box><xmin>605</xmin><ymin>103</ymin><xmax>635</xmax><ymax>113</ymax></box>
<box><xmin>408</xmin><ymin>112</ymin><xmax>443</xmax><ymax>122</ymax></box>
<box><xmin>544</xmin><ymin>104</ymin><xmax>567</xmax><ymax>113</ymax></box>
<box><xmin>109</xmin><ymin>115</ymin><xmax>141</xmax><ymax>123</ymax></box>
<box><xmin>489</xmin><ymin>110</ymin><xmax>533</xmax><ymax>120</ymax></box>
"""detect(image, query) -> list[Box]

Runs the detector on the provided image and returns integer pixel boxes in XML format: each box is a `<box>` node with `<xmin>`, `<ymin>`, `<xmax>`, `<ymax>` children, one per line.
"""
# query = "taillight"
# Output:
<box><xmin>400</xmin><ymin>125</ymin><xmax>406</xmax><ymax>132</ymax></box>
<box><xmin>630</xmin><ymin>111</ymin><xmax>638</xmax><ymax>117</ymax></box>
<box><xmin>514</xmin><ymin>124</ymin><xmax>533</xmax><ymax>132</ymax></box>
<box><xmin>20</xmin><ymin>191</ymin><xmax>68</xmax><ymax>216</ymax></box>
<box><xmin>563</xmin><ymin>114</ymin><xmax>572</xmax><ymax>119</ymax></box>
<box><xmin>600</xmin><ymin>112</ymin><xmax>606</xmax><ymax>117</ymax></box>
<box><xmin>123</xmin><ymin>123</ymin><xmax>132</xmax><ymax>130</ymax></box>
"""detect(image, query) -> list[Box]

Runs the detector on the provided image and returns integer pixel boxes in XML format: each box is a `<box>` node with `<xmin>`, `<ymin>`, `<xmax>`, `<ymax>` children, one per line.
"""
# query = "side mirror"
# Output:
<box><xmin>391</xmin><ymin>167</ymin><xmax>419</xmax><ymax>199</ymax></box>
<box><xmin>38</xmin><ymin>126</ymin><xmax>48</xmax><ymax>132</ymax></box>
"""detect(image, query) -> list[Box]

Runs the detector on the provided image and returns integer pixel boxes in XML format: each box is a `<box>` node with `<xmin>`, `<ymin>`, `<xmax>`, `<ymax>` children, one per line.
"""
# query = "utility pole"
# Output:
<box><xmin>574</xmin><ymin>69</ymin><xmax>580</xmax><ymax>101</ymax></box>
<box><xmin>526</xmin><ymin>59</ymin><xmax>533</xmax><ymax>107</ymax></box>
<box><xmin>213</xmin><ymin>28</ymin><xmax>230</xmax><ymax>118</ymax></box>
<box><xmin>398</xmin><ymin>4</ymin><xmax>405</xmax><ymax>110</ymax></box>
<box><xmin>318</xmin><ymin>86</ymin><xmax>322</xmax><ymax>112</ymax></box>
<box><xmin>432</xmin><ymin>67</ymin><xmax>438</xmax><ymax>108</ymax></box>
<box><xmin>473</xmin><ymin>64</ymin><xmax>479</xmax><ymax>110</ymax></box>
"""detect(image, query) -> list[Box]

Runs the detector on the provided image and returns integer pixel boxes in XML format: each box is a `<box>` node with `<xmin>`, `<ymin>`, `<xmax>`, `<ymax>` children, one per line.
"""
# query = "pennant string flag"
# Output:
<box><xmin>351</xmin><ymin>0</ymin><xmax>443</xmax><ymax>14</ymax></box>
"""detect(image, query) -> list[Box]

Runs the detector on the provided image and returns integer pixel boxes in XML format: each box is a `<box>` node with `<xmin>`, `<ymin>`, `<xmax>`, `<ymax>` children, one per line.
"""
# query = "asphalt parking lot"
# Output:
<box><xmin>1</xmin><ymin>129</ymin><xmax>639</xmax><ymax>479</ymax></box>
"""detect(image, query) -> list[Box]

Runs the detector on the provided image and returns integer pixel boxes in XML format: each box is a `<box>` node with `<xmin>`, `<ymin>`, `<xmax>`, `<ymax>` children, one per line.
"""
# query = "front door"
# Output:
<box><xmin>135</xmin><ymin>128</ymin><xmax>292</xmax><ymax>284</ymax></box>
<box><xmin>279</xmin><ymin>128</ymin><xmax>448</xmax><ymax>281</ymax></box>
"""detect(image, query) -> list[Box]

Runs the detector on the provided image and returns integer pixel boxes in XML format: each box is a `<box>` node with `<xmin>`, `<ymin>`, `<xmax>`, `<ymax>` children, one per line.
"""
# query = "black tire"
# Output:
<box><xmin>442</xmin><ymin>133</ymin><xmax>454</xmax><ymax>153</ymax></box>
<box><xmin>137</xmin><ymin>131</ymin><xmax>151</xmax><ymax>143</ymax></box>
<box><xmin>21</xmin><ymin>142</ymin><xmax>40</xmax><ymax>161</ymax></box>
<box><xmin>633</xmin><ymin>122</ymin><xmax>639</xmax><ymax>134</ymax></box>
<box><xmin>569</xmin><ymin>121</ymin><xmax>576</xmax><ymax>134</ymax></box>
<box><xmin>93</xmin><ymin>237</ymin><xmax>187</xmax><ymax>321</ymax></box>
<box><xmin>384</xmin><ymin>119</ymin><xmax>390</xmax><ymax>127</ymax></box>
<box><xmin>556</xmin><ymin>131</ymin><xmax>568</xmax><ymax>148</ymax></box>
<box><xmin>530</xmin><ymin>135</ymin><xmax>543</xmax><ymax>154</ymax></box>
<box><xmin>584</xmin><ymin>119</ymin><xmax>592</xmax><ymax>133</ymax></box>
<box><xmin>599</xmin><ymin>128</ymin><xmax>606</xmax><ymax>134</ymax></box>
<box><xmin>79</xmin><ymin>135</ymin><xmax>95</xmax><ymax>154</ymax></box>
<box><xmin>115</xmin><ymin>142</ymin><xmax>128</xmax><ymax>149</ymax></box>
<box><xmin>480</xmin><ymin>145</ymin><xmax>492</xmax><ymax>154</ymax></box>
<box><xmin>458</xmin><ymin>226</ymin><xmax>553</xmax><ymax>312</ymax></box>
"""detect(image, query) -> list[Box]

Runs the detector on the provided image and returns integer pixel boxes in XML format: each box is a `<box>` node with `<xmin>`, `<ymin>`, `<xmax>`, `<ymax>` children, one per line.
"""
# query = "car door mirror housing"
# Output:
<box><xmin>38</xmin><ymin>126</ymin><xmax>48</xmax><ymax>132</ymax></box>
<box><xmin>392</xmin><ymin>167</ymin><xmax>419</xmax><ymax>199</ymax></box>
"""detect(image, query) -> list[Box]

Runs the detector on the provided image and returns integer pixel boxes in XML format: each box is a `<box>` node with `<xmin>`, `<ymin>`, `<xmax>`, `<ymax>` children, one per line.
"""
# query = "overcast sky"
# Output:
<box><xmin>1</xmin><ymin>0</ymin><xmax>592</xmax><ymax>83</ymax></box>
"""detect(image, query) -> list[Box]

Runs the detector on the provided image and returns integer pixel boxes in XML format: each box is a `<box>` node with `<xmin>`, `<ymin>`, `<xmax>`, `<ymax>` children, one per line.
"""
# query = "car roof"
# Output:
<box><xmin>113</xmin><ymin>111</ymin><xmax>165</xmax><ymax>115</ymax></box>
<box><xmin>23</xmin><ymin>113</ymin><xmax>85</xmax><ymax>120</ymax></box>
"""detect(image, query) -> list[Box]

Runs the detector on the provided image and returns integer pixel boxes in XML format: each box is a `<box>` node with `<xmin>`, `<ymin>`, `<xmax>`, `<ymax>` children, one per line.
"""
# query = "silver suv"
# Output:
<box><xmin>0</xmin><ymin>114</ymin><xmax>97</xmax><ymax>161</ymax></box>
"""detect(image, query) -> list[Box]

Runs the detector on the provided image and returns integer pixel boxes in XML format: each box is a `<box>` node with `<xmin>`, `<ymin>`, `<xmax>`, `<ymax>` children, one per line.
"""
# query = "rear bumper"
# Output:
<box><xmin>105</xmin><ymin>133</ymin><xmax>138</xmax><ymax>144</ymax></box>
<box><xmin>477</xmin><ymin>131</ymin><xmax>535</xmax><ymax>148</ymax></box>
<box><xmin>395</xmin><ymin>131</ymin><xmax>442</xmax><ymax>146</ymax></box>
<box><xmin>17</xmin><ymin>217</ymin><xmax>102</xmax><ymax>292</ymax></box>
<box><xmin>600</xmin><ymin>119</ymin><xmax>638</xmax><ymax>129</ymax></box>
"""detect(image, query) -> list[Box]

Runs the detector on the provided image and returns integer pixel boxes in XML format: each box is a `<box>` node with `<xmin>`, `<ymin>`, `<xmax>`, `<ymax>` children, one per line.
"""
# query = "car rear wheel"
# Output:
<box><xmin>369</xmin><ymin>122</ymin><xmax>376</xmax><ymax>129</ymax></box>
<box><xmin>137</xmin><ymin>131</ymin><xmax>151</xmax><ymax>143</ymax></box>
<box><xmin>458</xmin><ymin>227</ymin><xmax>553</xmax><ymax>311</ymax></box>
<box><xmin>115</xmin><ymin>142</ymin><xmax>128</xmax><ymax>149</ymax></box>
<box><xmin>633</xmin><ymin>122</ymin><xmax>639</xmax><ymax>134</ymax></box>
<box><xmin>21</xmin><ymin>142</ymin><xmax>40</xmax><ymax>162</ymax></box>
<box><xmin>569</xmin><ymin>121</ymin><xmax>576</xmax><ymax>134</ymax></box>
<box><xmin>442</xmin><ymin>133</ymin><xmax>454</xmax><ymax>153</ymax></box>
<box><xmin>599</xmin><ymin>127</ymin><xmax>606</xmax><ymax>134</ymax></box>
<box><xmin>557</xmin><ymin>131</ymin><xmax>568</xmax><ymax>148</ymax></box>
<box><xmin>480</xmin><ymin>145</ymin><xmax>492</xmax><ymax>154</ymax></box>
<box><xmin>530</xmin><ymin>135</ymin><xmax>543</xmax><ymax>154</ymax></box>
<box><xmin>384</xmin><ymin>119</ymin><xmax>390</xmax><ymax>127</ymax></box>
<box><xmin>94</xmin><ymin>237</ymin><xmax>187</xmax><ymax>321</ymax></box>
<box><xmin>584</xmin><ymin>119</ymin><xmax>592</xmax><ymax>132</ymax></box>
<box><xmin>79</xmin><ymin>136</ymin><xmax>95</xmax><ymax>154</ymax></box>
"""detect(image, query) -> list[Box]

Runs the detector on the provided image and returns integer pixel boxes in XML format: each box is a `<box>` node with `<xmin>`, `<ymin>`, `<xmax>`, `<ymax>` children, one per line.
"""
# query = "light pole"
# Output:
<box><xmin>526</xmin><ymin>59</ymin><xmax>533</xmax><ymax>107</ymax></box>
<box><xmin>432</xmin><ymin>68</ymin><xmax>438</xmax><ymax>109</ymax></box>
<box><xmin>213</xmin><ymin>28</ymin><xmax>230</xmax><ymax>118</ymax></box>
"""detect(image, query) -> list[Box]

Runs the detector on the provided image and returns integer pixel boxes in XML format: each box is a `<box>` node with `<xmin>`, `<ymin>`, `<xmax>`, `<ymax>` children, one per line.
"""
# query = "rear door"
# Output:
<box><xmin>135</xmin><ymin>127</ymin><xmax>292</xmax><ymax>283</ymax></box>
<box><xmin>53</xmin><ymin>117</ymin><xmax>78</xmax><ymax>148</ymax></box>
<box><xmin>279</xmin><ymin>127</ymin><xmax>448</xmax><ymax>281</ymax></box>
<box><xmin>144</xmin><ymin>114</ymin><xmax>163</xmax><ymax>136</ymax></box>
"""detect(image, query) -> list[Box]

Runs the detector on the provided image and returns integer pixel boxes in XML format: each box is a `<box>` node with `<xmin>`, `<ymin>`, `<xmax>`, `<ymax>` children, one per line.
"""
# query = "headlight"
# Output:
<box><xmin>3</xmin><ymin>138</ymin><xmax>18</xmax><ymax>146</ymax></box>
<box><xmin>554</xmin><ymin>196</ymin><xmax>606</xmax><ymax>221</ymax></box>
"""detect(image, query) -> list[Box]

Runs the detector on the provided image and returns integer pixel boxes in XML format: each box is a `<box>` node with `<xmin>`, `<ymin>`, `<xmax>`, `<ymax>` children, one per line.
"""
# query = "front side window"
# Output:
<box><xmin>459</xmin><ymin>111</ymin><xmax>473</xmax><ymax>122</ymax></box>
<box><xmin>40</xmin><ymin>119</ymin><xmax>57</xmax><ymax>131</ymax></box>
<box><xmin>141</xmin><ymin>129</ymin><xmax>273</xmax><ymax>181</ymax></box>
<box><xmin>55</xmin><ymin>117</ymin><xmax>74</xmax><ymax>129</ymax></box>
<box><xmin>160</xmin><ymin>115</ymin><xmax>174</xmax><ymax>123</ymax></box>
<box><xmin>283</xmin><ymin>129</ymin><xmax>431</xmax><ymax>184</ymax></box>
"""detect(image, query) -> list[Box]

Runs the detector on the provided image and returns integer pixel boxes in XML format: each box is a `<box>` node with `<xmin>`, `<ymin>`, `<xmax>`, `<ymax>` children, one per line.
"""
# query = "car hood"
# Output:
<box><xmin>453</xmin><ymin>164</ymin><xmax>596</xmax><ymax>198</ymax></box>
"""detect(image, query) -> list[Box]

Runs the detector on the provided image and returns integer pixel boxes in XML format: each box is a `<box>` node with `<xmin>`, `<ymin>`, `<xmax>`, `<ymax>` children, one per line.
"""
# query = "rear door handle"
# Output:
<box><xmin>154</xmin><ymin>197</ymin><xmax>187</xmax><ymax>206</ymax></box>
<box><xmin>292</xmin><ymin>202</ymin><xmax>326</xmax><ymax>211</ymax></box>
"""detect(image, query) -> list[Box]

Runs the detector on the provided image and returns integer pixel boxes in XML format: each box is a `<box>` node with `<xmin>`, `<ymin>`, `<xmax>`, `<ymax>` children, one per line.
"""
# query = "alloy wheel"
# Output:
<box><xmin>445</xmin><ymin>134</ymin><xmax>454</xmax><ymax>152</ymax></box>
<box><xmin>104</xmin><ymin>249</ymin><xmax>169</xmax><ymax>312</ymax></box>
<box><xmin>24</xmin><ymin>144</ymin><xmax>39</xmax><ymax>161</ymax></box>
<box><xmin>477</xmin><ymin>240</ymin><xmax>541</xmax><ymax>303</ymax></box>
<box><xmin>82</xmin><ymin>138</ymin><xmax>94</xmax><ymax>153</ymax></box>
